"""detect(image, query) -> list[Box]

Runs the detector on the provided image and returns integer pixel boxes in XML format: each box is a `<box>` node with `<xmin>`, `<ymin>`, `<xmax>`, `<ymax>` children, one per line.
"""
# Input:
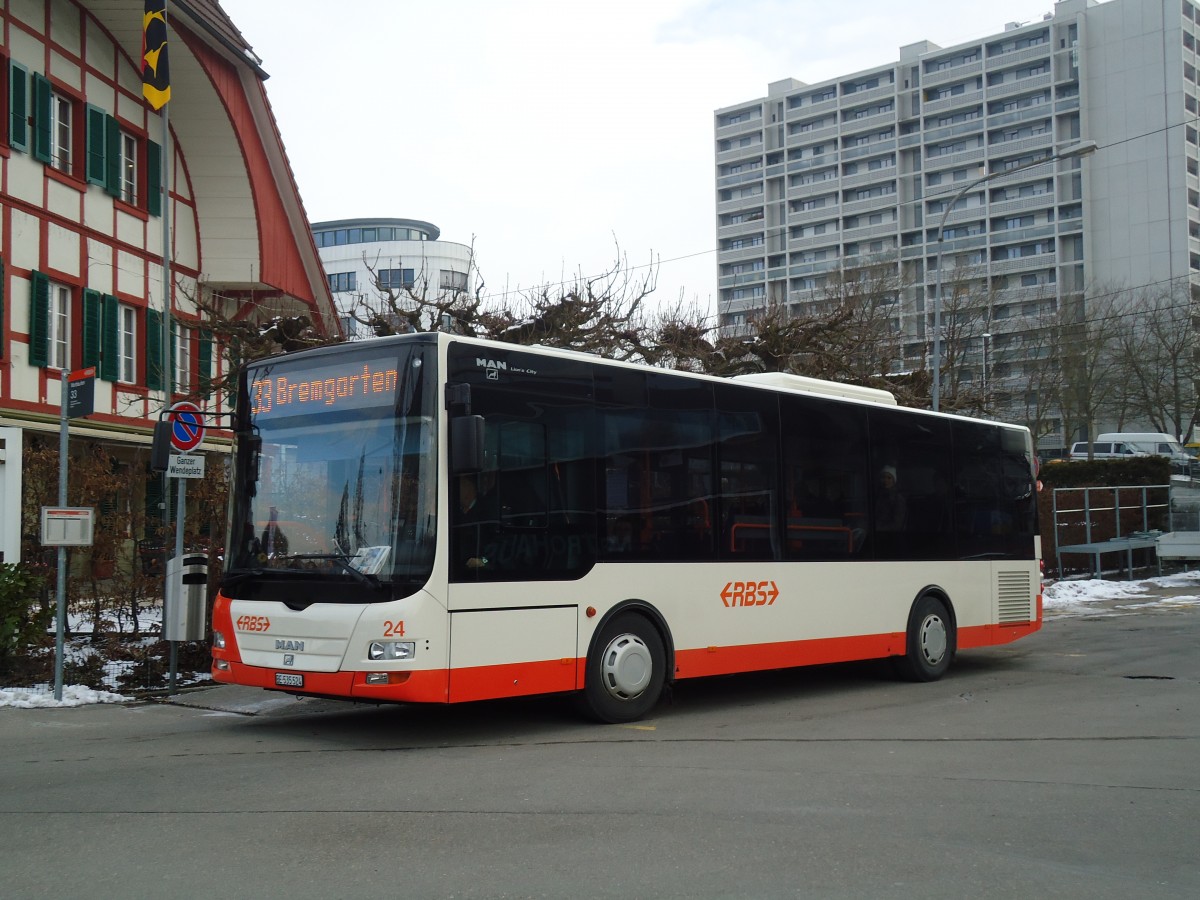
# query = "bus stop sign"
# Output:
<box><xmin>169</xmin><ymin>401</ymin><xmax>205</xmax><ymax>453</ymax></box>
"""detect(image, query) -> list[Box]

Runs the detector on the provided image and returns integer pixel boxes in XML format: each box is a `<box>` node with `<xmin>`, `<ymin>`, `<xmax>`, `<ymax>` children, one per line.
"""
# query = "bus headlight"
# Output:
<box><xmin>213</xmin><ymin>631</ymin><xmax>226</xmax><ymax>650</ymax></box>
<box><xmin>368</xmin><ymin>641</ymin><xmax>416</xmax><ymax>661</ymax></box>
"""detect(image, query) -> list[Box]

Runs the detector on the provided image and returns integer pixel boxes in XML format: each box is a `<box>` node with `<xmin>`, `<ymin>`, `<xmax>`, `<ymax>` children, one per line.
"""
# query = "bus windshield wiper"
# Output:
<box><xmin>285</xmin><ymin>553</ymin><xmax>385</xmax><ymax>589</ymax></box>
<box><xmin>221</xmin><ymin>568</ymin><xmax>266</xmax><ymax>588</ymax></box>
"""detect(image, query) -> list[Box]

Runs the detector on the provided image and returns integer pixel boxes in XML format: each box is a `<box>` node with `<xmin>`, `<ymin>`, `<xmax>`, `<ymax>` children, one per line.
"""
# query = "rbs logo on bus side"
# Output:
<box><xmin>721</xmin><ymin>581</ymin><xmax>779</xmax><ymax>607</ymax></box>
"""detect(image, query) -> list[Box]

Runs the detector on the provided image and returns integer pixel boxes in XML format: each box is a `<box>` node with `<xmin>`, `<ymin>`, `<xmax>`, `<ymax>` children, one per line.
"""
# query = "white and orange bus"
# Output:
<box><xmin>211</xmin><ymin>333</ymin><xmax>1042</xmax><ymax>722</ymax></box>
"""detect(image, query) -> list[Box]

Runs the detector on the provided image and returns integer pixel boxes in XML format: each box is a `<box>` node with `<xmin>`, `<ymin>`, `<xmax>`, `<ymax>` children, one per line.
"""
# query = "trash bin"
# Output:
<box><xmin>165</xmin><ymin>553</ymin><xmax>208</xmax><ymax>641</ymax></box>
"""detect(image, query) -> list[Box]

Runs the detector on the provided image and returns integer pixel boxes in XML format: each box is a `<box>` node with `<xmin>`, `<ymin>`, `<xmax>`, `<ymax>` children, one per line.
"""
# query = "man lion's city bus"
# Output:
<box><xmin>211</xmin><ymin>333</ymin><xmax>1041</xmax><ymax>722</ymax></box>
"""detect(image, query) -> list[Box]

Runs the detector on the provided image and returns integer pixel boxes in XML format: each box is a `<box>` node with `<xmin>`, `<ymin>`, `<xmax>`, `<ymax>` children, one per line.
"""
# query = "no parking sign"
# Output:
<box><xmin>169</xmin><ymin>401</ymin><xmax>206</xmax><ymax>453</ymax></box>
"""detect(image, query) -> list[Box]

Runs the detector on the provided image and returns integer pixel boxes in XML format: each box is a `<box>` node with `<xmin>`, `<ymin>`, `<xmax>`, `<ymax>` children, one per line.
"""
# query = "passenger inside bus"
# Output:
<box><xmin>455</xmin><ymin>471</ymin><xmax>498</xmax><ymax>570</ymax></box>
<box><xmin>874</xmin><ymin>465</ymin><xmax>907</xmax><ymax>532</ymax></box>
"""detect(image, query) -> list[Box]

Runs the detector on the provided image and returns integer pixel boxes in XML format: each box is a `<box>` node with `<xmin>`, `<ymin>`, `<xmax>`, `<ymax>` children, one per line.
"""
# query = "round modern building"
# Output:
<box><xmin>312</xmin><ymin>217</ymin><xmax>475</xmax><ymax>336</ymax></box>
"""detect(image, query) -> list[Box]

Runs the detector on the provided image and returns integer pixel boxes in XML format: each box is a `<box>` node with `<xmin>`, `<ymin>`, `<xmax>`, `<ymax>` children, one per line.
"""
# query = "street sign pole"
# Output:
<box><xmin>164</xmin><ymin>402</ymin><xmax>205</xmax><ymax>695</ymax></box>
<box><xmin>53</xmin><ymin>333</ymin><xmax>71</xmax><ymax>701</ymax></box>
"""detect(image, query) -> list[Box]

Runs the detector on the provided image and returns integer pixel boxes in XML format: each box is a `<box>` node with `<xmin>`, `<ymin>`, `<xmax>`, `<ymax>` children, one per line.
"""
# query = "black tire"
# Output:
<box><xmin>579</xmin><ymin>612</ymin><xmax>666</xmax><ymax>723</ymax></box>
<box><xmin>893</xmin><ymin>594</ymin><xmax>954</xmax><ymax>682</ymax></box>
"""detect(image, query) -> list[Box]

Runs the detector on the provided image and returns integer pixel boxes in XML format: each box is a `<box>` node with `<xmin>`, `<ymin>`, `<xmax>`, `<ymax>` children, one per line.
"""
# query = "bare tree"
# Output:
<box><xmin>1054</xmin><ymin>289</ymin><xmax>1124</xmax><ymax>451</ymax></box>
<box><xmin>1113</xmin><ymin>283</ymin><xmax>1200</xmax><ymax>441</ymax></box>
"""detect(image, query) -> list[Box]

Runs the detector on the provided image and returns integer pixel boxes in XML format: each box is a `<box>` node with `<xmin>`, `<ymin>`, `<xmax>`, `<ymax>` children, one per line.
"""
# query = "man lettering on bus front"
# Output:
<box><xmin>875</xmin><ymin>465</ymin><xmax>907</xmax><ymax>532</ymax></box>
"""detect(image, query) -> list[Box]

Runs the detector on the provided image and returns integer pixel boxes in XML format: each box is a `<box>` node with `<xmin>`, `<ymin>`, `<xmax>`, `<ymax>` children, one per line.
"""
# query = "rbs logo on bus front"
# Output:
<box><xmin>721</xmin><ymin>581</ymin><xmax>780</xmax><ymax>607</ymax></box>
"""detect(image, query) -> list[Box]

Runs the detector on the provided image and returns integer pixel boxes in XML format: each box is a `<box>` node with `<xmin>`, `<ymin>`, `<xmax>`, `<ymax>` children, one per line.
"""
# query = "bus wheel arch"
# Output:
<box><xmin>578</xmin><ymin>601</ymin><xmax>672</xmax><ymax>723</ymax></box>
<box><xmin>893</xmin><ymin>588</ymin><xmax>956</xmax><ymax>682</ymax></box>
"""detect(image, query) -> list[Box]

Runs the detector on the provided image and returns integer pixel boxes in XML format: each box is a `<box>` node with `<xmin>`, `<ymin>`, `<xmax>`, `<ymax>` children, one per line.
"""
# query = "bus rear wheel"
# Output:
<box><xmin>893</xmin><ymin>594</ymin><xmax>954</xmax><ymax>682</ymax></box>
<box><xmin>580</xmin><ymin>613</ymin><xmax>666</xmax><ymax>723</ymax></box>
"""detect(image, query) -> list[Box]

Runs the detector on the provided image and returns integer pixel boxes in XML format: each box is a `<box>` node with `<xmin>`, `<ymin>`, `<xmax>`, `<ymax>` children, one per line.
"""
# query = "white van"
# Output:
<box><xmin>1096</xmin><ymin>432</ymin><xmax>1195</xmax><ymax>474</ymax></box>
<box><xmin>1067</xmin><ymin>440</ymin><xmax>1141</xmax><ymax>461</ymax></box>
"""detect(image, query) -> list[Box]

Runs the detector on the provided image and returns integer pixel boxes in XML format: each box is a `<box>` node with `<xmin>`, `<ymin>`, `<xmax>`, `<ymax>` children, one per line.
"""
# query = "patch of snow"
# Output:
<box><xmin>0</xmin><ymin>685</ymin><xmax>128</xmax><ymax>709</ymax></box>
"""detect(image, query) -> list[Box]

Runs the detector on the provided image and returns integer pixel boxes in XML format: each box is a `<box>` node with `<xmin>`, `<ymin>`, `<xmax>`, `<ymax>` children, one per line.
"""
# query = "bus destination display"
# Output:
<box><xmin>251</xmin><ymin>358</ymin><xmax>400</xmax><ymax>418</ymax></box>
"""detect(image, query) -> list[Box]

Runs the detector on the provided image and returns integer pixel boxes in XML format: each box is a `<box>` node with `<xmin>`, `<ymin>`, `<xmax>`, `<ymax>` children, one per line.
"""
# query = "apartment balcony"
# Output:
<box><xmin>789</xmin><ymin>203</ymin><xmax>840</xmax><ymax>224</ymax></box>
<box><xmin>715</xmin><ymin>116</ymin><xmax>764</xmax><ymax>140</ymax></box>
<box><xmin>718</xmin><ymin>270</ymin><xmax>768</xmax><ymax>289</ymax></box>
<box><xmin>989</xmin><ymin>251</ymin><xmax>1057</xmax><ymax>275</ymax></box>
<box><xmin>839</xmin><ymin>82</ymin><xmax>897</xmax><ymax>106</ymax></box>
<box><xmin>717</xmin><ymin>195</ymin><xmax>766</xmax><ymax>215</ymax></box>
<box><xmin>985</xmin><ymin>103</ymin><xmax>1054</xmax><ymax>129</ymax></box>
<box><xmin>719</xmin><ymin>244</ymin><xmax>768</xmax><ymax>264</ymax></box>
<box><xmin>1055</xmin><ymin>95</ymin><xmax>1080</xmax><ymax>113</ymax></box>
<box><xmin>921</xmin><ymin>59</ymin><xmax>984</xmax><ymax>88</ymax></box>
<box><xmin>842</xmin><ymin>138</ymin><xmax>897</xmax><ymax>161</ymax></box>
<box><xmin>922</xmin><ymin>89</ymin><xmax>985</xmax><ymax>117</ymax></box>
<box><xmin>716</xmin><ymin>145</ymin><xmax>765</xmax><ymax>166</ymax></box>
<box><xmin>785</xmin><ymin>95</ymin><xmax>838</xmax><ymax>122</ymax></box>
<box><xmin>717</xmin><ymin>169</ymin><xmax>767</xmax><ymax>189</ymax></box>
<box><xmin>785</xmin><ymin>122</ymin><xmax>839</xmax><ymax>147</ymax></box>
<box><xmin>840</xmin><ymin>194</ymin><xmax>897</xmax><ymax>216</ymax></box>
<box><xmin>990</xmin><ymin>223</ymin><xmax>1057</xmax><ymax>247</ymax></box>
<box><xmin>985</xmin><ymin>43</ymin><xmax>1052</xmax><ymax>69</ymax></box>
<box><xmin>721</xmin><ymin>295</ymin><xmax>763</xmax><ymax>314</ymax></box>
<box><xmin>841</xmin><ymin>220</ymin><xmax>898</xmax><ymax>242</ymax></box>
<box><xmin>720</xmin><ymin>322</ymin><xmax>758</xmax><ymax>338</ymax></box>
<box><xmin>789</xmin><ymin>257</ymin><xmax>841</xmax><ymax>277</ymax></box>
<box><xmin>788</xmin><ymin>231</ymin><xmax>841</xmax><ymax>251</ymax></box>
<box><xmin>924</xmin><ymin>145</ymin><xmax>987</xmax><ymax>172</ymax></box>
<box><xmin>986</xmin><ymin>193</ymin><xmax>1054</xmax><ymax>217</ymax></box>
<box><xmin>840</xmin><ymin>110</ymin><xmax>898</xmax><ymax>136</ymax></box>
<box><xmin>717</xmin><ymin>218</ymin><xmax>766</xmax><ymax>240</ymax></box>
<box><xmin>840</xmin><ymin>166</ymin><xmax>897</xmax><ymax>189</ymax></box>
<box><xmin>986</xmin><ymin>72</ymin><xmax>1052</xmax><ymax>100</ymax></box>
<box><xmin>933</xmin><ymin>205</ymin><xmax>986</xmax><ymax>228</ymax></box>
<box><xmin>987</xmin><ymin>131</ymin><xmax>1053</xmax><ymax>157</ymax></box>
<box><xmin>787</xmin><ymin>151</ymin><xmax>841</xmax><ymax>174</ymax></box>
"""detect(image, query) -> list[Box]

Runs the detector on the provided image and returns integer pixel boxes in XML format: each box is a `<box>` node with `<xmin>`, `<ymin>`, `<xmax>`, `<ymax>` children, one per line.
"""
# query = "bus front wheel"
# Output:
<box><xmin>893</xmin><ymin>594</ymin><xmax>954</xmax><ymax>682</ymax></box>
<box><xmin>580</xmin><ymin>613</ymin><xmax>666</xmax><ymax>723</ymax></box>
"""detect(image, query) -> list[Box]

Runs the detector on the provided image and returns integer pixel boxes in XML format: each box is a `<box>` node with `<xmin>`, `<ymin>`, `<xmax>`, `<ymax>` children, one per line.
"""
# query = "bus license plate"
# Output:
<box><xmin>275</xmin><ymin>672</ymin><xmax>304</xmax><ymax>687</ymax></box>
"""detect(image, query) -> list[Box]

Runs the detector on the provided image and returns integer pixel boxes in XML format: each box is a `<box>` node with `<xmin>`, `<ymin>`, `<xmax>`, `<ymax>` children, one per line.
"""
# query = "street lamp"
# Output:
<box><xmin>981</xmin><ymin>331</ymin><xmax>991</xmax><ymax>404</ymax></box>
<box><xmin>930</xmin><ymin>139</ymin><xmax>1096</xmax><ymax>411</ymax></box>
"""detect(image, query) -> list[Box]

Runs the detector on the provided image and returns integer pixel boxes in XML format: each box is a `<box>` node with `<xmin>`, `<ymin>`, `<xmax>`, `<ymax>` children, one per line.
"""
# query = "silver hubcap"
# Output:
<box><xmin>600</xmin><ymin>632</ymin><xmax>653</xmax><ymax>700</ymax></box>
<box><xmin>919</xmin><ymin>614</ymin><xmax>948</xmax><ymax>666</ymax></box>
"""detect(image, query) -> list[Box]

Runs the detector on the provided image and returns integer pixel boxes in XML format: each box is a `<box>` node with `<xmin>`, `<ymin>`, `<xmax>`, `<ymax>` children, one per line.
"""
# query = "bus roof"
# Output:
<box><xmin>732</xmin><ymin>372</ymin><xmax>897</xmax><ymax>405</ymax></box>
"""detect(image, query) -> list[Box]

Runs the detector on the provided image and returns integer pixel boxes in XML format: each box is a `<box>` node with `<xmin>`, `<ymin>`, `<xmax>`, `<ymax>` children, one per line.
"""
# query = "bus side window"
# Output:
<box><xmin>780</xmin><ymin>393</ymin><xmax>868</xmax><ymax>561</ymax></box>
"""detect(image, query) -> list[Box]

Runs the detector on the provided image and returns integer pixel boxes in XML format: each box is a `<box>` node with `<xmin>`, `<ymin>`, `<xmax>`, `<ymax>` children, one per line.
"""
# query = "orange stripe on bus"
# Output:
<box><xmin>674</xmin><ymin>632</ymin><xmax>904</xmax><ymax>679</ymax></box>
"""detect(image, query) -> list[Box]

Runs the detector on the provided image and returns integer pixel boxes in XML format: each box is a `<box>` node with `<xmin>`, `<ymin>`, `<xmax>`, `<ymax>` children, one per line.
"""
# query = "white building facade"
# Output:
<box><xmin>312</xmin><ymin>217</ymin><xmax>474</xmax><ymax>337</ymax></box>
<box><xmin>714</xmin><ymin>0</ymin><xmax>1200</xmax><ymax>447</ymax></box>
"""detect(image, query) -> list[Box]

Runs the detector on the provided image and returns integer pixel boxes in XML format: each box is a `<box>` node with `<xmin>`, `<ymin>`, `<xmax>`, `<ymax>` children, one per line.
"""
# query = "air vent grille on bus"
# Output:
<box><xmin>997</xmin><ymin>570</ymin><xmax>1033</xmax><ymax>623</ymax></box>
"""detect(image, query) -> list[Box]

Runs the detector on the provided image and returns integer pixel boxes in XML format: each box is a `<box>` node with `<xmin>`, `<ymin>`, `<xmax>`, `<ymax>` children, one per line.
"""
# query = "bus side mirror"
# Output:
<box><xmin>451</xmin><ymin>415</ymin><xmax>485</xmax><ymax>474</ymax></box>
<box><xmin>150</xmin><ymin>419</ymin><xmax>172</xmax><ymax>472</ymax></box>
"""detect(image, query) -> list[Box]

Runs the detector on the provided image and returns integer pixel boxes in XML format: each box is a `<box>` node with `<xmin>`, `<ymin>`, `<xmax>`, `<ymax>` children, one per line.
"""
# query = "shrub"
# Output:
<box><xmin>0</xmin><ymin>563</ymin><xmax>49</xmax><ymax>660</ymax></box>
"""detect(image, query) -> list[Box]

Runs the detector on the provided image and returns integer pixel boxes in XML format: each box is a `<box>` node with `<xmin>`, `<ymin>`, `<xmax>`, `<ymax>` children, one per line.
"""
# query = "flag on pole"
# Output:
<box><xmin>141</xmin><ymin>1</ymin><xmax>171</xmax><ymax>109</ymax></box>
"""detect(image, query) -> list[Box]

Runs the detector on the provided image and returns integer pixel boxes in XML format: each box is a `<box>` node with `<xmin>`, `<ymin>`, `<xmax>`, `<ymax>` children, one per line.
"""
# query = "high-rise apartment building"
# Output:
<box><xmin>714</xmin><ymin>0</ymin><xmax>1200</xmax><ymax>446</ymax></box>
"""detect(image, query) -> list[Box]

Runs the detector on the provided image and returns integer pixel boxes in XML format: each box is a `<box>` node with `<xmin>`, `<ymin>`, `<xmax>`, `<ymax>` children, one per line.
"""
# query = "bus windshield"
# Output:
<box><xmin>226</xmin><ymin>342</ymin><xmax>437</xmax><ymax>598</ymax></box>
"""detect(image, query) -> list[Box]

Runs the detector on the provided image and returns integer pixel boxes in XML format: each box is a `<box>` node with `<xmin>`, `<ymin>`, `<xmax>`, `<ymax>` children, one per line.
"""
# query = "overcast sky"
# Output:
<box><xmin>218</xmin><ymin>0</ymin><xmax>1069</xmax><ymax>315</ymax></box>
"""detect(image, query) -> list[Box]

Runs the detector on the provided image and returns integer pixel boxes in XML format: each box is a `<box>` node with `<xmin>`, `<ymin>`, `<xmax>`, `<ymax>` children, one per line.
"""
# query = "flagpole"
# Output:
<box><xmin>155</xmin><ymin>0</ymin><xmax>178</xmax><ymax>692</ymax></box>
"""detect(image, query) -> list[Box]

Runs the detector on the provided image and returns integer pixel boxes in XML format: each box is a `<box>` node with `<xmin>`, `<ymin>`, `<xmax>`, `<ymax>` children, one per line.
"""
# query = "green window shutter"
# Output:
<box><xmin>198</xmin><ymin>329</ymin><xmax>213</xmax><ymax>396</ymax></box>
<box><xmin>31</xmin><ymin>72</ymin><xmax>51</xmax><ymax>164</ymax></box>
<box><xmin>146</xmin><ymin>308</ymin><xmax>163</xmax><ymax>390</ymax></box>
<box><xmin>85</xmin><ymin>104</ymin><xmax>106</xmax><ymax>185</ymax></box>
<box><xmin>8</xmin><ymin>62</ymin><xmax>28</xmax><ymax>152</ymax></box>
<box><xmin>100</xmin><ymin>294</ymin><xmax>119</xmax><ymax>382</ymax></box>
<box><xmin>104</xmin><ymin>114</ymin><xmax>121</xmax><ymax>197</ymax></box>
<box><xmin>146</xmin><ymin>140</ymin><xmax>162</xmax><ymax>216</ymax></box>
<box><xmin>0</xmin><ymin>256</ymin><xmax>6</xmax><ymax>351</ymax></box>
<box><xmin>28</xmin><ymin>271</ymin><xmax>50</xmax><ymax>368</ymax></box>
<box><xmin>81</xmin><ymin>289</ymin><xmax>101</xmax><ymax>368</ymax></box>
